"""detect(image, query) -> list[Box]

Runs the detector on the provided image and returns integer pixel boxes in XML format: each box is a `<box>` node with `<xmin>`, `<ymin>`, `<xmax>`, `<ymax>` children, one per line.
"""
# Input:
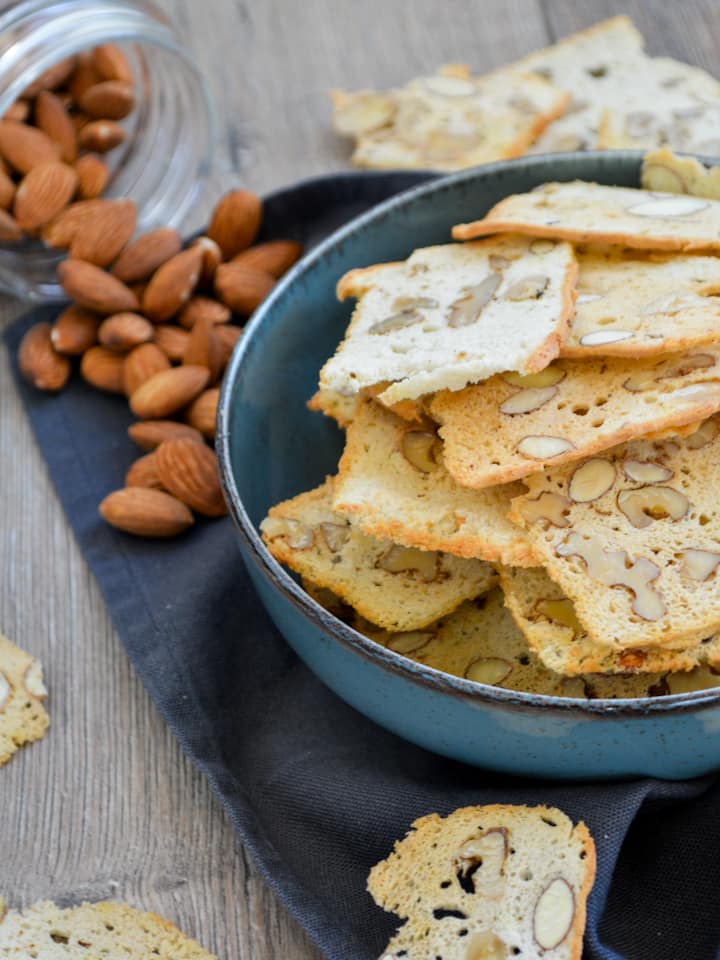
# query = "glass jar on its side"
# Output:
<box><xmin>0</xmin><ymin>0</ymin><xmax>215</xmax><ymax>301</ymax></box>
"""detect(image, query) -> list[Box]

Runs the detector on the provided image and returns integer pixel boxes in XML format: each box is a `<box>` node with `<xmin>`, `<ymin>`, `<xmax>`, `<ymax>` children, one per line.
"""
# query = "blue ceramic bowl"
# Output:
<box><xmin>217</xmin><ymin>153</ymin><xmax>720</xmax><ymax>781</ymax></box>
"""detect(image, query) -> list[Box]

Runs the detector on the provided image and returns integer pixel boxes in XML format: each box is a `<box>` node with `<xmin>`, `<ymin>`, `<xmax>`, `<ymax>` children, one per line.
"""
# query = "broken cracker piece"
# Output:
<box><xmin>0</xmin><ymin>630</ymin><xmax>48</xmax><ymax>767</ymax></box>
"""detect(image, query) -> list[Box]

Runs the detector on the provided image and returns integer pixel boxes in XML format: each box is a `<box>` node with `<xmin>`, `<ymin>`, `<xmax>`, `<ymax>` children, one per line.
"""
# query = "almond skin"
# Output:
<box><xmin>69</xmin><ymin>197</ymin><xmax>136</xmax><ymax>266</ymax></box>
<box><xmin>93</xmin><ymin>44</ymin><xmax>134</xmax><ymax>84</ymax></box>
<box><xmin>0</xmin><ymin>166</ymin><xmax>15</xmax><ymax>209</ymax></box>
<box><xmin>35</xmin><ymin>91</ymin><xmax>78</xmax><ymax>163</ymax></box>
<box><xmin>100</xmin><ymin>487</ymin><xmax>194</xmax><ymax>537</ymax></box>
<box><xmin>98</xmin><ymin>311</ymin><xmax>153</xmax><ymax>352</ymax></box>
<box><xmin>68</xmin><ymin>52</ymin><xmax>100</xmax><ymax>101</ymax></box>
<box><xmin>42</xmin><ymin>198</ymin><xmax>107</xmax><ymax>247</ymax></box>
<box><xmin>153</xmin><ymin>324</ymin><xmax>189</xmax><ymax>362</ymax></box>
<box><xmin>22</xmin><ymin>57</ymin><xmax>76</xmax><ymax>98</ymax></box>
<box><xmin>80</xmin><ymin>345</ymin><xmax>126</xmax><ymax>393</ymax></box>
<box><xmin>111</xmin><ymin>227</ymin><xmax>182</xmax><ymax>283</ymax></box>
<box><xmin>215</xmin><ymin>324</ymin><xmax>243</xmax><ymax>366</ymax></box>
<box><xmin>79</xmin><ymin>80</ymin><xmax>135</xmax><ymax>121</ymax></box>
<box><xmin>74</xmin><ymin>154</ymin><xmax>109</xmax><ymax>199</ymax></box>
<box><xmin>14</xmin><ymin>161</ymin><xmax>78</xmax><ymax>230</ymax></box>
<box><xmin>58</xmin><ymin>259</ymin><xmax>139</xmax><ymax>313</ymax></box>
<box><xmin>129</xmin><ymin>364</ymin><xmax>209</xmax><ymax>419</ymax></box>
<box><xmin>125</xmin><ymin>452</ymin><xmax>165</xmax><ymax>490</ymax></box>
<box><xmin>183</xmin><ymin>314</ymin><xmax>223</xmax><ymax>383</ymax></box>
<box><xmin>51</xmin><ymin>305</ymin><xmax>99</xmax><ymax>355</ymax></box>
<box><xmin>142</xmin><ymin>246</ymin><xmax>203</xmax><ymax>322</ymax></box>
<box><xmin>155</xmin><ymin>438</ymin><xmax>227</xmax><ymax>517</ymax></box>
<box><xmin>3</xmin><ymin>101</ymin><xmax>29</xmax><ymax>123</ymax></box>
<box><xmin>0</xmin><ymin>122</ymin><xmax>60</xmax><ymax>174</ymax></box>
<box><xmin>122</xmin><ymin>342</ymin><xmax>170</xmax><ymax>396</ymax></box>
<box><xmin>78</xmin><ymin>119</ymin><xmax>125</xmax><ymax>153</ymax></box>
<box><xmin>185</xmin><ymin>388</ymin><xmax>219</xmax><ymax>439</ymax></box>
<box><xmin>178</xmin><ymin>295</ymin><xmax>231</xmax><ymax>329</ymax></box>
<box><xmin>0</xmin><ymin>209</ymin><xmax>22</xmax><ymax>242</ymax></box>
<box><xmin>191</xmin><ymin>235</ymin><xmax>222</xmax><ymax>285</ymax></box>
<box><xmin>128</xmin><ymin>419</ymin><xmax>204</xmax><ymax>451</ymax></box>
<box><xmin>214</xmin><ymin>262</ymin><xmax>274</xmax><ymax>315</ymax></box>
<box><xmin>207</xmin><ymin>189</ymin><xmax>262</xmax><ymax>259</ymax></box>
<box><xmin>18</xmin><ymin>322</ymin><xmax>71</xmax><ymax>391</ymax></box>
<box><xmin>231</xmin><ymin>239</ymin><xmax>303</xmax><ymax>278</ymax></box>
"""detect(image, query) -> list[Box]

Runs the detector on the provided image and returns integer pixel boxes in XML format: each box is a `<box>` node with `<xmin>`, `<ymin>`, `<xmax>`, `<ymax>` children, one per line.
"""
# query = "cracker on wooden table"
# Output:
<box><xmin>356</xmin><ymin>589</ymin><xmax>671</xmax><ymax>699</ymax></box>
<box><xmin>319</xmin><ymin>236</ymin><xmax>578</xmax><ymax>406</ymax></box>
<box><xmin>499</xmin><ymin>565</ymin><xmax>720</xmax><ymax>680</ymax></box>
<box><xmin>563</xmin><ymin>249</ymin><xmax>720</xmax><ymax>359</ymax></box>
<box><xmin>368</xmin><ymin>802</ymin><xmax>595</xmax><ymax>960</ymax></box>
<box><xmin>641</xmin><ymin>148</ymin><xmax>720</xmax><ymax>199</ymax></box>
<box><xmin>509</xmin><ymin>418</ymin><xmax>720</xmax><ymax>651</ymax></box>
<box><xmin>452</xmin><ymin>181</ymin><xmax>720</xmax><ymax>252</ymax></box>
<box><xmin>331</xmin><ymin>63</ymin><xmax>569</xmax><ymax>171</ymax></box>
<box><xmin>430</xmin><ymin>350</ymin><xmax>720</xmax><ymax>489</ymax></box>
<box><xmin>333</xmin><ymin>398</ymin><xmax>536</xmax><ymax>565</ymax></box>
<box><xmin>0</xmin><ymin>899</ymin><xmax>216</xmax><ymax>958</ymax></box>
<box><xmin>260</xmin><ymin>479</ymin><xmax>496</xmax><ymax>631</ymax></box>
<box><xmin>0</xmin><ymin>630</ymin><xmax>48</xmax><ymax>767</ymax></box>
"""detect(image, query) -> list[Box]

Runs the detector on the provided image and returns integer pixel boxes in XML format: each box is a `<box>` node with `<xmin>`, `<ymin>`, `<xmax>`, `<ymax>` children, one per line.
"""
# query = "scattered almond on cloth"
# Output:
<box><xmin>17</xmin><ymin>188</ymin><xmax>303</xmax><ymax>539</ymax></box>
<box><xmin>0</xmin><ymin>898</ymin><xmax>216</xmax><ymax>958</ymax></box>
<box><xmin>0</xmin><ymin>630</ymin><xmax>48</xmax><ymax>767</ymax></box>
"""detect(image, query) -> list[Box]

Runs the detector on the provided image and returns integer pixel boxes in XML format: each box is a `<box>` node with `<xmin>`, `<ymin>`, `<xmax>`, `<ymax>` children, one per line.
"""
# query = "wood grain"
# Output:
<box><xmin>0</xmin><ymin>2</ymin><xmax>718</xmax><ymax>957</ymax></box>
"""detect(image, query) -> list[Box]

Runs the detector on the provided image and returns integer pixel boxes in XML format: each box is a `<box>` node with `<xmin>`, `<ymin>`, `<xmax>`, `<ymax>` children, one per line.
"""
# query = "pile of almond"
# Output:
<box><xmin>18</xmin><ymin>188</ymin><xmax>302</xmax><ymax>537</ymax></box>
<box><xmin>0</xmin><ymin>45</ymin><xmax>140</xmax><ymax>243</ymax></box>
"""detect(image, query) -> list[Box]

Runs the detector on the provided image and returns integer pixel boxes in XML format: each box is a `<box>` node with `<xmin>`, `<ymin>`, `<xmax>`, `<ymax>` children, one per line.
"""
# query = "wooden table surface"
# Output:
<box><xmin>1</xmin><ymin>1</ymin><xmax>717</xmax><ymax>956</ymax></box>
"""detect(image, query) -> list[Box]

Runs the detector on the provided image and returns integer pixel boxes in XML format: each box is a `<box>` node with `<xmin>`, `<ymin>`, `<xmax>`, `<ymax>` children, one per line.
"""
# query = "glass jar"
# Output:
<box><xmin>0</xmin><ymin>0</ymin><xmax>215</xmax><ymax>301</ymax></box>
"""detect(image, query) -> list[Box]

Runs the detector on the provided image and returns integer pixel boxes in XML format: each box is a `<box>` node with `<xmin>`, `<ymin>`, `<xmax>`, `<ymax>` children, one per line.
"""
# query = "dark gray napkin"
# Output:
<box><xmin>5</xmin><ymin>172</ymin><xmax>720</xmax><ymax>960</ymax></box>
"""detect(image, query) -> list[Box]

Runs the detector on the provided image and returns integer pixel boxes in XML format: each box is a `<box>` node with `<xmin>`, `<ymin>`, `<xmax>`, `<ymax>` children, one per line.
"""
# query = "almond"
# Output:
<box><xmin>123</xmin><ymin>341</ymin><xmax>171</xmax><ymax>396</ymax></box>
<box><xmin>153</xmin><ymin>324</ymin><xmax>189</xmax><ymax>362</ymax></box>
<box><xmin>178</xmin><ymin>295</ymin><xmax>231</xmax><ymax>329</ymax></box>
<box><xmin>111</xmin><ymin>227</ymin><xmax>182</xmax><ymax>283</ymax></box>
<box><xmin>207</xmin><ymin>189</ymin><xmax>262</xmax><ymax>259</ymax></box>
<box><xmin>143</xmin><ymin>246</ymin><xmax>203</xmax><ymax>322</ymax></box>
<box><xmin>215</xmin><ymin>324</ymin><xmax>243</xmax><ymax>366</ymax></box>
<box><xmin>69</xmin><ymin>197</ymin><xmax>136</xmax><ymax>266</ymax></box>
<box><xmin>22</xmin><ymin>57</ymin><xmax>76</xmax><ymax>98</ymax></box>
<box><xmin>0</xmin><ymin>167</ymin><xmax>15</xmax><ymax>209</ymax></box>
<box><xmin>18</xmin><ymin>322</ymin><xmax>70</xmax><ymax>391</ymax></box>
<box><xmin>93</xmin><ymin>45</ymin><xmax>134</xmax><ymax>84</ymax></box>
<box><xmin>129</xmin><ymin>364</ymin><xmax>209</xmax><ymax>419</ymax></box>
<box><xmin>42</xmin><ymin>198</ymin><xmax>107</xmax><ymax>247</ymax></box>
<box><xmin>190</xmin><ymin>235</ymin><xmax>222</xmax><ymax>285</ymax></box>
<box><xmin>68</xmin><ymin>53</ymin><xmax>100</xmax><ymax>102</ymax></box>
<box><xmin>183</xmin><ymin>315</ymin><xmax>223</xmax><ymax>383</ymax></box>
<box><xmin>128</xmin><ymin>419</ymin><xmax>204</xmax><ymax>451</ymax></box>
<box><xmin>79</xmin><ymin>80</ymin><xmax>135</xmax><ymax>121</ymax></box>
<box><xmin>35</xmin><ymin>91</ymin><xmax>78</xmax><ymax>163</ymax></box>
<box><xmin>51</xmin><ymin>305</ymin><xmax>99</xmax><ymax>355</ymax></box>
<box><xmin>14</xmin><ymin>162</ymin><xmax>78</xmax><ymax>231</ymax></box>
<box><xmin>3</xmin><ymin>101</ymin><xmax>29</xmax><ymax>123</ymax></box>
<box><xmin>0</xmin><ymin>209</ymin><xmax>22</xmax><ymax>242</ymax></box>
<box><xmin>231</xmin><ymin>239</ymin><xmax>302</xmax><ymax>278</ymax></box>
<box><xmin>75</xmin><ymin>154</ymin><xmax>109</xmax><ymax>199</ymax></box>
<box><xmin>185</xmin><ymin>388</ymin><xmax>219</xmax><ymax>439</ymax></box>
<box><xmin>98</xmin><ymin>311</ymin><xmax>153</xmax><ymax>352</ymax></box>
<box><xmin>155</xmin><ymin>438</ymin><xmax>227</xmax><ymax>517</ymax></box>
<box><xmin>0</xmin><ymin>122</ymin><xmax>60</xmax><ymax>174</ymax></box>
<box><xmin>214</xmin><ymin>262</ymin><xmax>274</xmax><ymax>314</ymax></box>
<box><xmin>125</xmin><ymin>452</ymin><xmax>164</xmax><ymax>490</ymax></box>
<box><xmin>80</xmin><ymin>345</ymin><xmax>126</xmax><ymax>393</ymax></box>
<box><xmin>78</xmin><ymin>119</ymin><xmax>126</xmax><ymax>153</ymax></box>
<box><xmin>100</xmin><ymin>487</ymin><xmax>194</xmax><ymax>537</ymax></box>
<box><xmin>58</xmin><ymin>259</ymin><xmax>139</xmax><ymax>314</ymax></box>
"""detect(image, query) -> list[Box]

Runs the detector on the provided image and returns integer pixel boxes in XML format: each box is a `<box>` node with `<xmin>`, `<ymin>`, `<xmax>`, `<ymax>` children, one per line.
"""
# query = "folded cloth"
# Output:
<box><xmin>5</xmin><ymin>171</ymin><xmax>720</xmax><ymax>960</ymax></box>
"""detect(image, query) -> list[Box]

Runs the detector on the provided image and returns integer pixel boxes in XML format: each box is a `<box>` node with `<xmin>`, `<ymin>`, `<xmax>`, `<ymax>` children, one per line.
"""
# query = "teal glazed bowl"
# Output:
<box><xmin>217</xmin><ymin>153</ymin><xmax>720</xmax><ymax>781</ymax></box>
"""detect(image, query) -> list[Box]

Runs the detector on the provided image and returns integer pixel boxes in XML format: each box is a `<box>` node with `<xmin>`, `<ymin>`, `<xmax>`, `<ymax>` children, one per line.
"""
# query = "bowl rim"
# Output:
<box><xmin>217</xmin><ymin>152</ymin><xmax>720</xmax><ymax>717</ymax></box>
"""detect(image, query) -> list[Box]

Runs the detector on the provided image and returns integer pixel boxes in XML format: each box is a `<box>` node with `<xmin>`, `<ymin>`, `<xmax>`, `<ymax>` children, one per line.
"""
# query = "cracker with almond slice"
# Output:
<box><xmin>430</xmin><ymin>350</ymin><xmax>720</xmax><ymax>489</ymax></box>
<box><xmin>453</xmin><ymin>181</ymin><xmax>720</xmax><ymax>252</ymax></box>
<box><xmin>333</xmin><ymin>398</ymin><xmax>536</xmax><ymax>565</ymax></box>
<box><xmin>0</xmin><ymin>630</ymin><xmax>48</xmax><ymax>767</ymax></box>
<box><xmin>641</xmin><ymin>148</ymin><xmax>720</xmax><ymax>200</ymax></box>
<box><xmin>499</xmin><ymin>565</ymin><xmax>720</xmax><ymax>678</ymax></box>
<box><xmin>260</xmin><ymin>479</ymin><xmax>496</xmax><ymax>631</ymax></box>
<box><xmin>563</xmin><ymin>250</ymin><xmax>720</xmax><ymax>358</ymax></box>
<box><xmin>508</xmin><ymin>418</ymin><xmax>720</xmax><ymax>651</ymax></box>
<box><xmin>332</xmin><ymin>63</ymin><xmax>569</xmax><ymax>172</ymax></box>
<box><xmin>319</xmin><ymin>236</ymin><xmax>578</xmax><ymax>406</ymax></box>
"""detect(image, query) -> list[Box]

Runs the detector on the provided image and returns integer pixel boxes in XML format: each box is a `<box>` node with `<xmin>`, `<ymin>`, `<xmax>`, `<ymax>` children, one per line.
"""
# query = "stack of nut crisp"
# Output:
<box><xmin>261</xmin><ymin>152</ymin><xmax>720</xmax><ymax>700</ymax></box>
